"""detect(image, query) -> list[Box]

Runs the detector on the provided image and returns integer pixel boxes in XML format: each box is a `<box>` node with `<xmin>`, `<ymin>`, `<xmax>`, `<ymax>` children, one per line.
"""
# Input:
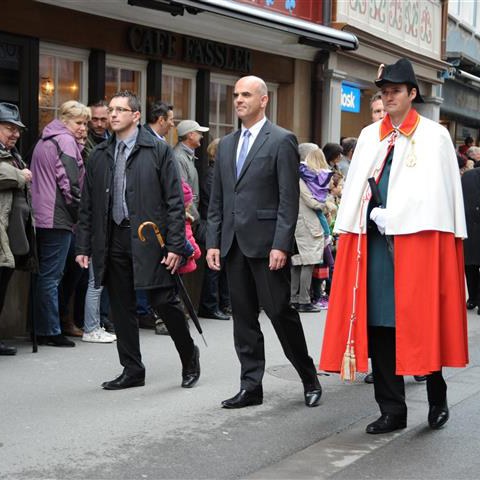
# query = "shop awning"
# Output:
<box><xmin>128</xmin><ymin>0</ymin><xmax>359</xmax><ymax>51</ymax></box>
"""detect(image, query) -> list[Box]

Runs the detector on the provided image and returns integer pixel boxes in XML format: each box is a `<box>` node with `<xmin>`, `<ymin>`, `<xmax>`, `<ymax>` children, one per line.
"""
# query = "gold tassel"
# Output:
<box><xmin>340</xmin><ymin>343</ymin><xmax>356</xmax><ymax>382</ymax></box>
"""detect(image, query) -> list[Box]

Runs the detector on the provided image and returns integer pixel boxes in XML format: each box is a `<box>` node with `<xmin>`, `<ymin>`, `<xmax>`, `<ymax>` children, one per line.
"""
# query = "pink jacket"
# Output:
<box><xmin>178</xmin><ymin>220</ymin><xmax>201</xmax><ymax>274</ymax></box>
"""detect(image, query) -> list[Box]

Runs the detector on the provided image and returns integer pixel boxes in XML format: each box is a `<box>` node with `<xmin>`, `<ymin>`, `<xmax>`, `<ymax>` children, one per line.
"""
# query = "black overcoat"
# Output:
<box><xmin>76</xmin><ymin>125</ymin><xmax>185</xmax><ymax>289</ymax></box>
<box><xmin>462</xmin><ymin>167</ymin><xmax>480</xmax><ymax>265</ymax></box>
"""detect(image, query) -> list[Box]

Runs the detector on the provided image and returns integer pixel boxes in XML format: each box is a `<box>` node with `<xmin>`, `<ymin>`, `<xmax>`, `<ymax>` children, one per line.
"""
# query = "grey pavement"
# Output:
<box><xmin>1</xmin><ymin>307</ymin><xmax>480</xmax><ymax>480</ymax></box>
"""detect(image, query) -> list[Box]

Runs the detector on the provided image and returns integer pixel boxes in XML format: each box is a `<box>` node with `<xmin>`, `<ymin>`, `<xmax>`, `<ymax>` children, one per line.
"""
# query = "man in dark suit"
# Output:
<box><xmin>206</xmin><ymin>75</ymin><xmax>322</xmax><ymax>409</ymax></box>
<box><xmin>76</xmin><ymin>91</ymin><xmax>199</xmax><ymax>390</ymax></box>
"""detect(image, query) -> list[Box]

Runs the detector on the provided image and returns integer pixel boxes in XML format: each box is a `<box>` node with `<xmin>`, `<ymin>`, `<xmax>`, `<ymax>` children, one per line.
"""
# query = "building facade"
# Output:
<box><xmin>0</xmin><ymin>0</ymin><xmax>357</xmax><ymax>336</ymax></box>
<box><xmin>441</xmin><ymin>0</ymin><xmax>480</xmax><ymax>146</ymax></box>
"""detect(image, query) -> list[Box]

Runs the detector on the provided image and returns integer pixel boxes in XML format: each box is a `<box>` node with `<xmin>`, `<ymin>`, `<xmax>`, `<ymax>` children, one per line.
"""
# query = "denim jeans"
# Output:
<box><xmin>83</xmin><ymin>262</ymin><xmax>103</xmax><ymax>333</ymax></box>
<box><xmin>33</xmin><ymin>228</ymin><xmax>72</xmax><ymax>336</ymax></box>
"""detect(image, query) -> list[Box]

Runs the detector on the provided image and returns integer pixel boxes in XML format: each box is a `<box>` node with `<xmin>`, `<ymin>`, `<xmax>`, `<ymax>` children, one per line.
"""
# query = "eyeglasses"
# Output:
<box><xmin>0</xmin><ymin>123</ymin><xmax>21</xmax><ymax>135</ymax></box>
<box><xmin>107</xmin><ymin>107</ymin><xmax>135</xmax><ymax>114</ymax></box>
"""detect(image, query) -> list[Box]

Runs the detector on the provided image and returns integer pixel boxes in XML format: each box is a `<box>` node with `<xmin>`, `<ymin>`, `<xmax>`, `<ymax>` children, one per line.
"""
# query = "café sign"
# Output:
<box><xmin>128</xmin><ymin>26</ymin><xmax>252</xmax><ymax>73</ymax></box>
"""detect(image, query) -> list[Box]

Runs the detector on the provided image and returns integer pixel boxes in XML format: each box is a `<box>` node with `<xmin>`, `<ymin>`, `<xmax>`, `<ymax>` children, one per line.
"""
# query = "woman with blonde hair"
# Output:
<box><xmin>291</xmin><ymin>144</ymin><xmax>332</xmax><ymax>312</ymax></box>
<box><xmin>31</xmin><ymin>100</ymin><xmax>90</xmax><ymax>346</ymax></box>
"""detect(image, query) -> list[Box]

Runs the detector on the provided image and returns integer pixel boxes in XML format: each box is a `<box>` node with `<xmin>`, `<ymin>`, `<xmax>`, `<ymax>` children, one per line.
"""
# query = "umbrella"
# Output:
<box><xmin>138</xmin><ymin>221</ymin><xmax>207</xmax><ymax>346</ymax></box>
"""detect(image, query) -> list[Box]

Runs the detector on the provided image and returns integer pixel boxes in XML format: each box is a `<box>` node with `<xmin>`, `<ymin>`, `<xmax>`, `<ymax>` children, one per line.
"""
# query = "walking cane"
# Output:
<box><xmin>138</xmin><ymin>221</ymin><xmax>207</xmax><ymax>347</ymax></box>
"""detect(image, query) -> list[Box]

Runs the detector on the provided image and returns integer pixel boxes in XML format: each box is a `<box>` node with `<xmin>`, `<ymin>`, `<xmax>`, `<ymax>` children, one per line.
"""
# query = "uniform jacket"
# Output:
<box><xmin>76</xmin><ymin>125</ymin><xmax>186</xmax><ymax>289</ymax></box>
<box><xmin>335</xmin><ymin>110</ymin><xmax>466</xmax><ymax>237</ymax></box>
<box><xmin>320</xmin><ymin>109</ymin><xmax>468</xmax><ymax>376</ymax></box>
<box><xmin>30</xmin><ymin>119</ymin><xmax>85</xmax><ymax>231</ymax></box>
<box><xmin>462</xmin><ymin>168</ymin><xmax>480</xmax><ymax>265</ymax></box>
<box><xmin>206</xmin><ymin>119</ymin><xmax>300</xmax><ymax>258</ymax></box>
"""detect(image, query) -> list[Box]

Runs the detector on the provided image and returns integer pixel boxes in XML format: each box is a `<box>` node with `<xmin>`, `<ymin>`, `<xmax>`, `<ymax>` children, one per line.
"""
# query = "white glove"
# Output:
<box><xmin>370</xmin><ymin>207</ymin><xmax>387</xmax><ymax>235</ymax></box>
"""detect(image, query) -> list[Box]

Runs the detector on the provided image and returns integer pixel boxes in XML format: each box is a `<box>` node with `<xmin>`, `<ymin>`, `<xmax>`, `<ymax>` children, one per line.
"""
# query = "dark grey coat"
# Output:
<box><xmin>462</xmin><ymin>168</ymin><xmax>480</xmax><ymax>265</ymax></box>
<box><xmin>76</xmin><ymin>125</ymin><xmax>185</xmax><ymax>289</ymax></box>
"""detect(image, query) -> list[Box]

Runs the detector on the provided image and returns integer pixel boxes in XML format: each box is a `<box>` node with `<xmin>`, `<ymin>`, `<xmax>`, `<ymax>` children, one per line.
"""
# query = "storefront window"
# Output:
<box><xmin>105</xmin><ymin>67</ymin><xmax>141</xmax><ymax>102</ymax></box>
<box><xmin>105</xmin><ymin>55</ymin><xmax>147</xmax><ymax>121</ymax></box>
<box><xmin>209</xmin><ymin>77</ymin><xmax>236</xmax><ymax>139</ymax></box>
<box><xmin>38</xmin><ymin>49</ymin><xmax>85</xmax><ymax>132</ymax></box>
<box><xmin>162</xmin><ymin>66</ymin><xmax>196</xmax><ymax>144</ymax></box>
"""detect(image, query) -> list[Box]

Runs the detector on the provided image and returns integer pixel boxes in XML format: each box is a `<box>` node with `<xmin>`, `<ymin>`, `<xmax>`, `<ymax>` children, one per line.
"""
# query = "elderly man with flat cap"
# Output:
<box><xmin>320</xmin><ymin>58</ymin><xmax>468</xmax><ymax>433</ymax></box>
<box><xmin>0</xmin><ymin>103</ymin><xmax>35</xmax><ymax>355</ymax></box>
<box><xmin>173</xmin><ymin>119</ymin><xmax>209</xmax><ymax>223</ymax></box>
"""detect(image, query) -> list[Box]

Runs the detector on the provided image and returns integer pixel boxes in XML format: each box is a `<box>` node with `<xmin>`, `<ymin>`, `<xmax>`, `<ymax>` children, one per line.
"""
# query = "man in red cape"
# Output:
<box><xmin>320</xmin><ymin>58</ymin><xmax>468</xmax><ymax>434</ymax></box>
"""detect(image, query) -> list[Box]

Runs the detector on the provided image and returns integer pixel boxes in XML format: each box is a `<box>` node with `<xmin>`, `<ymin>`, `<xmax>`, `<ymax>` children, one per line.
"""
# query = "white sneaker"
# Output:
<box><xmin>82</xmin><ymin>327</ymin><xmax>116</xmax><ymax>343</ymax></box>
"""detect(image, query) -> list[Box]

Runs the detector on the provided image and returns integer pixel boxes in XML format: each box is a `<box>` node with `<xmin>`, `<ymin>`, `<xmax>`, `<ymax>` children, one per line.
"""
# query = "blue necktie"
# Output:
<box><xmin>112</xmin><ymin>141</ymin><xmax>127</xmax><ymax>225</ymax></box>
<box><xmin>236</xmin><ymin>130</ymin><xmax>251</xmax><ymax>178</ymax></box>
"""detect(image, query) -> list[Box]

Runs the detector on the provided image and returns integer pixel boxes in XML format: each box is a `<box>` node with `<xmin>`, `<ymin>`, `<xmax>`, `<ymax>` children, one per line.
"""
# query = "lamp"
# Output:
<box><xmin>40</xmin><ymin>76</ymin><xmax>55</xmax><ymax>96</ymax></box>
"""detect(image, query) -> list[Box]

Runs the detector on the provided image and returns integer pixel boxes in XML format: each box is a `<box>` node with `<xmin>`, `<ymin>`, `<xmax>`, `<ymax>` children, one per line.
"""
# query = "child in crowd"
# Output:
<box><xmin>298</xmin><ymin>146</ymin><xmax>336</xmax><ymax>309</ymax></box>
<box><xmin>178</xmin><ymin>181</ymin><xmax>201</xmax><ymax>275</ymax></box>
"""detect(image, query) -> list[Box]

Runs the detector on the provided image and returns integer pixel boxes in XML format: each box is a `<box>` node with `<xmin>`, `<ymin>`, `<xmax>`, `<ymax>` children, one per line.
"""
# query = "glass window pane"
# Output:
<box><xmin>39</xmin><ymin>55</ymin><xmax>55</xmax><ymax>108</ymax></box>
<box><xmin>57</xmin><ymin>58</ymin><xmax>81</xmax><ymax>105</ymax></box>
<box><xmin>173</xmin><ymin>77</ymin><xmax>190</xmax><ymax>121</ymax></box>
<box><xmin>105</xmin><ymin>66</ymin><xmax>118</xmax><ymax>102</ymax></box>
<box><xmin>39</xmin><ymin>108</ymin><xmax>55</xmax><ymax>132</ymax></box>
<box><xmin>209</xmin><ymin>82</ymin><xmax>218</xmax><ymax>124</ymax></box>
<box><xmin>120</xmin><ymin>69</ymin><xmax>140</xmax><ymax>95</ymax></box>
<box><xmin>162</xmin><ymin>74</ymin><xmax>172</xmax><ymax>105</ymax></box>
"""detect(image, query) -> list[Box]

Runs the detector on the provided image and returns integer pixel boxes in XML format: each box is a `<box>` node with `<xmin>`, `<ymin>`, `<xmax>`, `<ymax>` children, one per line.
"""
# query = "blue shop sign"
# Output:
<box><xmin>341</xmin><ymin>84</ymin><xmax>360</xmax><ymax>113</ymax></box>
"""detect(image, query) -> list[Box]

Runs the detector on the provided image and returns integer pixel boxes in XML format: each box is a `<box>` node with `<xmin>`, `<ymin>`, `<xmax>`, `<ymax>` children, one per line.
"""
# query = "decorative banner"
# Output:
<box><xmin>341</xmin><ymin>83</ymin><xmax>361</xmax><ymax>113</ymax></box>
<box><xmin>336</xmin><ymin>0</ymin><xmax>441</xmax><ymax>59</ymax></box>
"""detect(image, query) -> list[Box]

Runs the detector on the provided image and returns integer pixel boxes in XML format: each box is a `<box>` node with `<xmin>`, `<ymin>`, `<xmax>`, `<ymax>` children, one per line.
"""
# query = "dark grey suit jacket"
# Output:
<box><xmin>206</xmin><ymin>119</ymin><xmax>300</xmax><ymax>258</ymax></box>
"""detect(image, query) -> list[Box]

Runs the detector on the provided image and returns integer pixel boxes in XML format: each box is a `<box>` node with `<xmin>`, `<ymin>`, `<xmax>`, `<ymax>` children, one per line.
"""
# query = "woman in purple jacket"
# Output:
<box><xmin>31</xmin><ymin>100</ymin><xmax>90</xmax><ymax>347</ymax></box>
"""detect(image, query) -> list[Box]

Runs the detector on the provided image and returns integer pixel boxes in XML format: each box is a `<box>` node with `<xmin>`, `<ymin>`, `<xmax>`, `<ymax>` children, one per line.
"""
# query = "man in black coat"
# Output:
<box><xmin>206</xmin><ymin>75</ymin><xmax>321</xmax><ymax>408</ymax></box>
<box><xmin>462</xmin><ymin>167</ymin><xmax>480</xmax><ymax>313</ymax></box>
<box><xmin>76</xmin><ymin>91</ymin><xmax>200</xmax><ymax>390</ymax></box>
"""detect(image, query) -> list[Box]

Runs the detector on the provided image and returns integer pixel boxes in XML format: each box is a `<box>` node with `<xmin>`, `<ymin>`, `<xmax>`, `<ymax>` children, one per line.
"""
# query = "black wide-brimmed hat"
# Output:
<box><xmin>0</xmin><ymin>103</ymin><xmax>26</xmax><ymax>128</ymax></box>
<box><xmin>375</xmin><ymin>58</ymin><xmax>424</xmax><ymax>103</ymax></box>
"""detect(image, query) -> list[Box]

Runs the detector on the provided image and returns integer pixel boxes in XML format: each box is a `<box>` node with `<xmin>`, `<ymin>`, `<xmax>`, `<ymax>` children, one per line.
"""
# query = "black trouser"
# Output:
<box><xmin>106</xmin><ymin>223</ymin><xmax>194</xmax><ymax>377</ymax></box>
<box><xmin>199</xmin><ymin>263</ymin><xmax>230</xmax><ymax>313</ymax></box>
<box><xmin>368</xmin><ymin>326</ymin><xmax>447</xmax><ymax>416</ymax></box>
<box><xmin>0</xmin><ymin>266</ymin><xmax>14</xmax><ymax>315</ymax></box>
<box><xmin>225</xmin><ymin>239</ymin><xmax>318</xmax><ymax>391</ymax></box>
<box><xmin>465</xmin><ymin>264</ymin><xmax>480</xmax><ymax>305</ymax></box>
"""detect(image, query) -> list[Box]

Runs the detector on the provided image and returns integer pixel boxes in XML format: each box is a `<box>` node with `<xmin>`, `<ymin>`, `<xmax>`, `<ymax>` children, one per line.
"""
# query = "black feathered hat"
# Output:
<box><xmin>375</xmin><ymin>58</ymin><xmax>424</xmax><ymax>103</ymax></box>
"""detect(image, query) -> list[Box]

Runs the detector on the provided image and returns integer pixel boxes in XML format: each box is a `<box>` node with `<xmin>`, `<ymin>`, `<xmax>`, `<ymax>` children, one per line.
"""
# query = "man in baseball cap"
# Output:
<box><xmin>173</xmin><ymin>120</ymin><xmax>209</xmax><ymax>222</ymax></box>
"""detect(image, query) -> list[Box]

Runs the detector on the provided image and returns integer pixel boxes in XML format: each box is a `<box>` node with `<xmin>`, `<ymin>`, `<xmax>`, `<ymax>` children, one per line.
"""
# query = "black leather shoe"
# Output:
<box><xmin>101</xmin><ymin>372</ymin><xmax>145</xmax><ymax>390</ymax></box>
<box><xmin>466</xmin><ymin>300</ymin><xmax>476</xmax><ymax>310</ymax></box>
<box><xmin>182</xmin><ymin>345</ymin><xmax>200</xmax><ymax>388</ymax></box>
<box><xmin>366</xmin><ymin>413</ymin><xmax>407</xmax><ymax>434</ymax></box>
<box><xmin>364</xmin><ymin>372</ymin><xmax>374</xmax><ymax>384</ymax></box>
<box><xmin>198</xmin><ymin>309</ymin><xmax>230</xmax><ymax>320</ymax></box>
<box><xmin>297</xmin><ymin>303</ymin><xmax>320</xmax><ymax>313</ymax></box>
<box><xmin>428</xmin><ymin>402</ymin><xmax>449</xmax><ymax>429</ymax></box>
<box><xmin>222</xmin><ymin>387</ymin><xmax>263</xmax><ymax>409</ymax></box>
<box><xmin>0</xmin><ymin>341</ymin><xmax>17</xmax><ymax>355</ymax></box>
<box><xmin>414</xmin><ymin>375</ymin><xmax>427</xmax><ymax>382</ymax></box>
<box><xmin>304</xmin><ymin>385</ymin><xmax>322</xmax><ymax>407</ymax></box>
<box><xmin>37</xmin><ymin>334</ymin><xmax>75</xmax><ymax>347</ymax></box>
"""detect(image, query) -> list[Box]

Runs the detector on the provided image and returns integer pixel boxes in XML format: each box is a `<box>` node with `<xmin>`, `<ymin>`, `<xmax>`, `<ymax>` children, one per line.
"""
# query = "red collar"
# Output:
<box><xmin>380</xmin><ymin>109</ymin><xmax>420</xmax><ymax>141</ymax></box>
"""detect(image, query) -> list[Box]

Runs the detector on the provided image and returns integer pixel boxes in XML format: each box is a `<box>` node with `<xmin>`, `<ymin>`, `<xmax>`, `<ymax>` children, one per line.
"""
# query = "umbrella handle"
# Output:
<box><xmin>138</xmin><ymin>221</ymin><xmax>165</xmax><ymax>248</ymax></box>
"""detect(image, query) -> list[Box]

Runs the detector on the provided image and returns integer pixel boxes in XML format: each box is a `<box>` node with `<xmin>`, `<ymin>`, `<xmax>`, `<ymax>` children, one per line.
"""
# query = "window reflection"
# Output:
<box><xmin>38</xmin><ymin>54</ymin><xmax>82</xmax><ymax>131</ymax></box>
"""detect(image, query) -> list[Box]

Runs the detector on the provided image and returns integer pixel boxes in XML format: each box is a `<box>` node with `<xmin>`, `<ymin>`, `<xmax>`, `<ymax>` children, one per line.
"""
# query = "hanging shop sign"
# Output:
<box><xmin>341</xmin><ymin>83</ymin><xmax>361</xmax><ymax>113</ymax></box>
